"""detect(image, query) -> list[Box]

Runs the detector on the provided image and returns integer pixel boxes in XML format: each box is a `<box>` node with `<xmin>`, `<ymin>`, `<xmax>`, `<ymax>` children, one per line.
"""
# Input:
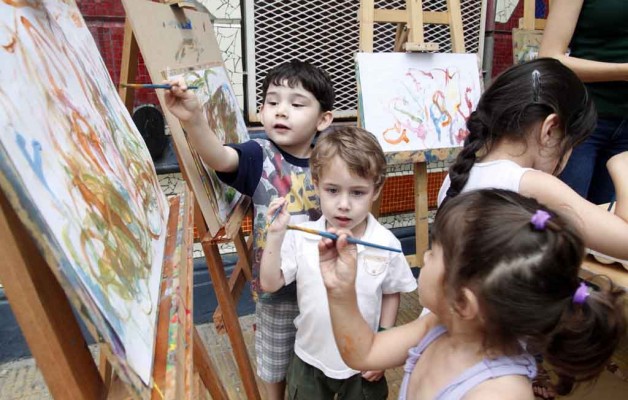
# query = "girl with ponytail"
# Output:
<box><xmin>320</xmin><ymin>189</ymin><xmax>626</xmax><ymax>399</ymax></box>
<box><xmin>439</xmin><ymin>58</ymin><xmax>628</xmax><ymax>261</ymax></box>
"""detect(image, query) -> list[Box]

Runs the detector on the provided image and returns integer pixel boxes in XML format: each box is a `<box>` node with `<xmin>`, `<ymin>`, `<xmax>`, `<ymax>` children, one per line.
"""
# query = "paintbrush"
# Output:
<box><xmin>607</xmin><ymin>200</ymin><xmax>616</xmax><ymax>212</ymax></box>
<box><xmin>287</xmin><ymin>225</ymin><xmax>402</xmax><ymax>253</ymax></box>
<box><xmin>120</xmin><ymin>83</ymin><xmax>199</xmax><ymax>90</ymax></box>
<box><xmin>266</xmin><ymin>204</ymin><xmax>284</xmax><ymax>229</ymax></box>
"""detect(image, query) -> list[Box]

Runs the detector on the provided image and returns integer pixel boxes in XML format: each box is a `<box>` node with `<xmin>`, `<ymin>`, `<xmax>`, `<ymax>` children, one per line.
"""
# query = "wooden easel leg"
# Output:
<box><xmin>0</xmin><ymin>191</ymin><xmax>105</xmax><ymax>399</ymax></box>
<box><xmin>201</xmin><ymin>239</ymin><xmax>261</xmax><ymax>399</ymax></box>
<box><xmin>99</xmin><ymin>345</ymin><xmax>114</xmax><ymax>391</ymax></box>
<box><xmin>394</xmin><ymin>24</ymin><xmax>409</xmax><ymax>52</ymax></box>
<box><xmin>193</xmin><ymin>327</ymin><xmax>229</xmax><ymax>399</ymax></box>
<box><xmin>359</xmin><ymin>0</ymin><xmax>376</xmax><ymax>51</ymax></box>
<box><xmin>118</xmin><ymin>18</ymin><xmax>140</xmax><ymax>113</ymax></box>
<box><xmin>212</xmin><ymin>233</ymin><xmax>252</xmax><ymax>332</ymax></box>
<box><xmin>233</xmin><ymin>228</ymin><xmax>253</xmax><ymax>281</ymax></box>
<box><xmin>414</xmin><ymin>162</ymin><xmax>429</xmax><ymax>267</ymax></box>
<box><xmin>446</xmin><ymin>0</ymin><xmax>466</xmax><ymax>52</ymax></box>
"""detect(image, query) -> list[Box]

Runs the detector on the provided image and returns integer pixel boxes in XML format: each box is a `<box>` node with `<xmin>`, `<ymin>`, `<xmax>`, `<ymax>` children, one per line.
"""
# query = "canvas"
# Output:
<box><xmin>0</xmin><ymin>0</ymin><xmax>168</xmax><ymax>385</ymax></box>
<box><xmin>167</xmin><ymin>63</ymin><xmax>250</xmax><ymax>227</ymax></box>
<box><xmin>512</xmin><ymin>28</ymin><xmax>543</xmax><ymax>65</ymax></box>
<box><xmin>357</xmin><ymin>52</ymin><xmax>481</xmax><ymax>154</ymax></box>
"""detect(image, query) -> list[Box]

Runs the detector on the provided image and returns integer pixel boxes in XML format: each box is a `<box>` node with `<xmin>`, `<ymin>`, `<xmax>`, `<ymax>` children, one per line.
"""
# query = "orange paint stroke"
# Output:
<box><xmin>1</xmin><ymin>34</ymin><xmax>16</xmax><ymax>53</ymax></box>
<box><xmin>382</xmin><ymin>124</ymin><xmax>410</xmax><ymax>145</ymax></box>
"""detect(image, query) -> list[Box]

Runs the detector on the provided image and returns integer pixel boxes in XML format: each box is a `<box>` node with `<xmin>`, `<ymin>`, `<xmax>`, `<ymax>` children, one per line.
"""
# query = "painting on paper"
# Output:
<box><xmin>0</xmin><ymin>0</ymin><xmax>168</xmax><ymax>386</ymax></box>
<box><xmin>356</xmin><ymin>53</ymin><xmax>481</xmax><ymax>153</ymax></box>
<box><xmin>167</xmin><ymin>64</ymin><xmax>249</xmax><ymax>226</ymax></box>
<box><xmin>512</xmin><ymin>28</ymin><xmax>543</xmax><ymax>65</ymax></box>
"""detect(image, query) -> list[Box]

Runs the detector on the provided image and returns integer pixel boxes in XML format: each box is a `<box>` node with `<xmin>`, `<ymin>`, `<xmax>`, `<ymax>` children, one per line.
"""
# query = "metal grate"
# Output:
<box><xmin>244</xmin><ymin>0</ymin><xmax>486</xmax><ymax>122</ymax></box>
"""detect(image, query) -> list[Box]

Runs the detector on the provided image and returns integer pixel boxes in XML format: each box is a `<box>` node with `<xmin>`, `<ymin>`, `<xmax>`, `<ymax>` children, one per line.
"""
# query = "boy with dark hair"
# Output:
<box><xmin>165</xmin><ymin>60</ymin><xmax>334</xmax><ymax>399</ymax></box>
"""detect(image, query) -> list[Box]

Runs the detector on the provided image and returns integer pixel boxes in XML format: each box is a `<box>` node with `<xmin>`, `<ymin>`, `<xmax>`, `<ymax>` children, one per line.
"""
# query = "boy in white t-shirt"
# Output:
<box><xmin>260</xmin><ymin>126</ymin><xmax>417</xmax><ymax>399</ymax></box>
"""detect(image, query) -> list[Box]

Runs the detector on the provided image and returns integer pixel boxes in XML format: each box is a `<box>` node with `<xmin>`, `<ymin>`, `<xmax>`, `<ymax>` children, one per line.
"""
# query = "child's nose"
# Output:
<box><xmin>338</xmin><ymin>193</ymin><xmax>350</xmax><ymax>210</ymax></box>
<box><xmin>275</xmin><ymin>102</ymin><xmax>288</xmax><ymax>117</ymax></box>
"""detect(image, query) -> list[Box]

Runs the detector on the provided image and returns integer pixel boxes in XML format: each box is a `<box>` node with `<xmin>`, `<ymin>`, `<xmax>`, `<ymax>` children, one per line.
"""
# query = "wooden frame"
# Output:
<box><xmin>358</xmin><ymin>0</ymin><xmax>465</xmax><ymax>267</ymax></box>
<box><xmin>118</xmin><ymin>1</ymin><xmax>260</xmax><ymax>398</ymax></box>
<box><xmin>0</xmin><ymin>185</ymin><xmax>228</xmax><ymax>399</ymax></box>
<box><xmin>520</xmin><ymin>0</ymin><xmax>551</xmax><ymax>30</ymax></box>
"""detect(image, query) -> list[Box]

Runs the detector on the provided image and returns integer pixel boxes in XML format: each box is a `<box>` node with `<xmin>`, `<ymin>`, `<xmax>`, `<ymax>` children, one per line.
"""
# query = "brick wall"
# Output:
<box><xmin>78</xmin><ymin>0</ymin><xmax>158</xmax><ymax>109</ymax></box>
<box><xmin>491</xmin><ymin>0</ymin><xmax>549</xmax><ymax>78</ymax></box>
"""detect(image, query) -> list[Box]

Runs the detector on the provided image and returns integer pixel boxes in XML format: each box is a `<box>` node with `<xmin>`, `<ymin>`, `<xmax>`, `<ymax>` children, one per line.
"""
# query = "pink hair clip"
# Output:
<box><xmin>531</xmin><ymin>210</ymin><xmax>551</xmax><ymax>230</ymax></box>
<box><xmin>572</xmin><ymin>282</ymin><xmax>590</xmax><ymax>305</ymax></box>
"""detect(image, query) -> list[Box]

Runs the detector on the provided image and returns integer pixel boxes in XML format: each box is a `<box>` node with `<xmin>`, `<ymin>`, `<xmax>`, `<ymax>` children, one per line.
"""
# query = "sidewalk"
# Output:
<box><xmin>2</xmin><ymin>290</ymin><xmax>626</xmax><ymax>399</ymax></box>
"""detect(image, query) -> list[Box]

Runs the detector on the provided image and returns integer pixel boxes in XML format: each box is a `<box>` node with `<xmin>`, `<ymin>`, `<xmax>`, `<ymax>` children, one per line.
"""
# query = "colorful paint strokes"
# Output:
<box><xmin>512</xmin><ymin>28</ymin><xmax>543</xmax><ymax>65</ymax></box>
<box><xmin>357</xmin><ymin>53</ymin><xmax>481</xmax><ymax>153</ymax></box>
<box><xmin>167</xmin><ymin>63</ymin><xmax>249</xmax><ymax>226</ymax></box>
<box><xmin>0</xmin><ymin>0</ymin><xmax>168</xmax><ymax>387</ymax></box>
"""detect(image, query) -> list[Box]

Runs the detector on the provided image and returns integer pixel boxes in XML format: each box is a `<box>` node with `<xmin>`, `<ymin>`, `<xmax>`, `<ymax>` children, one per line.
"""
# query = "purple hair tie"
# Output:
<box><xmin>572</xmin><ymin>282</ymin><xmax>590</xmax><ymax>305</ymax></box>
<box><xmin>531</xmin><ymin>210</ymin><xmax>551</xmax><ymax>230</ymax></box>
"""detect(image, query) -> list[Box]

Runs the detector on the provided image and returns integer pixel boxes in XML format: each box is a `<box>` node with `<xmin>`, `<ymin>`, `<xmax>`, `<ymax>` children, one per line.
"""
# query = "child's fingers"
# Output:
<box><xmin>317</xmin><ymin>237</ymin><xmax>336</xmax><ymax>257</ymax></box>
<box><xmin>335</xmin><ymin>231</ymin><xmax>353</xmax><ymax>249</ymax></box>
<box><xmin>267</xmin><ymin>197</ymin><xmax>286</xmax><ymax>218</ymax></box>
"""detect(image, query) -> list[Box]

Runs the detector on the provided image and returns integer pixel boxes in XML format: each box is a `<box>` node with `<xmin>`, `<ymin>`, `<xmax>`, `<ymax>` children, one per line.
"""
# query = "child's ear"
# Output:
<box><xmin>316</xmin><ymin>111</ymin><xmax>333</xmax><ymax>132</ymax></box>
<box><xmin>258</xmin><ymin>105</ymin><xmax>266</xmax><ymax>125</ymax></box>
<box><xmin>373</xmin><ymin>186</ymin><xmax>382</xmax><ymax>202</ymax></box>
<box><xmin>539</xmin><ymin>113</ymin><xmax>562</xmax><ymax>147</ymax></box>
<box><xmin>455</xmin><ymin>288</ymin><xmax>480</xmax><ymax>320</ymax></box>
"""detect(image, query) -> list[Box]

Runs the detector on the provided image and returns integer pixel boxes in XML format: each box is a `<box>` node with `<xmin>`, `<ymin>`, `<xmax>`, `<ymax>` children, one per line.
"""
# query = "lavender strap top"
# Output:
<box><xmin>398</xmin><ymin>325</ymin><xmax>537</xmax><ymax>400</ymax></box>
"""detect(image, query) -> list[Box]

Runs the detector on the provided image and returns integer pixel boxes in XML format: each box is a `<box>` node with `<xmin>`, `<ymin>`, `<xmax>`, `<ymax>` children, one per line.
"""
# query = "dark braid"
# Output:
<box><xmin>445</xmin><ymin>58</ymin><xmax>596</xmax><ymax>200</ymax></box>
<box><xmin>447</xmin><ymin>111</ymin><xmax>489</xmax><ymax>198</ymax></box>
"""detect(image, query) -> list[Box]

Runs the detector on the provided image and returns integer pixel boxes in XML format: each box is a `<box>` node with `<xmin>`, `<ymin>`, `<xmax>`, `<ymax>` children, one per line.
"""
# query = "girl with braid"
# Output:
<box><xmin>320</xmin><ymin>189</ymin><xmax>626</xmax><ymax>399</ymax></box>
<box><xmin>438</xmin><ymin>58</ymin><xmax>628</xmax><ymax>261</ymax></box>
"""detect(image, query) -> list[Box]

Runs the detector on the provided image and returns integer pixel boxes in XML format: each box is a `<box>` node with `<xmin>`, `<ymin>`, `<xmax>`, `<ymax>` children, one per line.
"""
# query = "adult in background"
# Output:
<box><xmin>540</xmin><ymin>0</ymin><xmax>628</xmax><ymax>204</ymax></box>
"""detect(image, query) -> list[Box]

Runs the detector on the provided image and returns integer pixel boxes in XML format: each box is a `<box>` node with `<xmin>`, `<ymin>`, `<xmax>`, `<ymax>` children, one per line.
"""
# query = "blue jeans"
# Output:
<box><xmin>560</xmin><ymin>117</ymin><xmax>628</xmax><ymax>204</ymax></box>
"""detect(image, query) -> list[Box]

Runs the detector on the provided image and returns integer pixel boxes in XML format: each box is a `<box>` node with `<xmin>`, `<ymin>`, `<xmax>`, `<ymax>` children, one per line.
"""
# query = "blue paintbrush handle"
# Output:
<box><xmin>121</xmin><ymin>83</ymin><xmax>199</xmax><ymax>90</ymax></box>
<box><xmin>268</xmin><ymin>204</ymin><xmax>284</xmax><ymax>226</ymax></box>
<box><xmin>346</xmin><ymin>237</ymin><xmax>402</xmax><ymax>253</ymax></box>
<box><xmin>317</xmin><ymin>230</ymin><xmax>402</xmax><ymax>253</ymax></box>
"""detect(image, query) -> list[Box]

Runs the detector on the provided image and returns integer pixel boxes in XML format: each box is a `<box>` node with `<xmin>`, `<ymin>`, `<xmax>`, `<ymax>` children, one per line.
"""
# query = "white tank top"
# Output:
<box><xmin>438</xmin><ymin>160</ymin><xmax>534</xmax><ymax>207</ymax></box>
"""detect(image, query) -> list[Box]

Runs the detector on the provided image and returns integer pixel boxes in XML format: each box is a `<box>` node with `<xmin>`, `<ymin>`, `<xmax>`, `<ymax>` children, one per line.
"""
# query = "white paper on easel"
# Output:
<box><xmin>0</xmin><ymin>0</ymin><xmax>167</xmax><ymax>385</ymax></box>
<box><xmin>356</xmin><ymin>52</ymin><xmax>481</xmax><ymax>153</ymax></box>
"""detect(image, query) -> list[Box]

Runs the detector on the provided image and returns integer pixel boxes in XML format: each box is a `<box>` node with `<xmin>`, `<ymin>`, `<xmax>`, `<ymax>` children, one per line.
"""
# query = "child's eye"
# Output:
<box><xmin>266</xmin><ymin>100</ymin><xmax>278</xmax><ymax>106</ymax></box>
<box><xmin>352</xmin><ymin>191</ymin><xmax>365</xmax><ymax>197</ymax></box>
<box><xmin>326</xmin><ymin>188</ymin><xmax>338</xmax><ymax>194</ymax></box>
<box><xmin>292</xmin><ymin>103</ymin><xmax>304</xmax><ymax>108</ymax></box>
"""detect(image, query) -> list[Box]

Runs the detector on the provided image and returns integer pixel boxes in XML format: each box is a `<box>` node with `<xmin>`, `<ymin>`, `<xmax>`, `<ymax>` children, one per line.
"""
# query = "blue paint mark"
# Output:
<box><xmin>429</xmin><ymin>104</ymin><xmax>446</xmax><ymax>142</ymax></box>
<box><xmin>16</xmin><ymin>133</ymin><xmax>53</xmax><ymax>194</ymax></box>
<box><xmin>167</xmin><ymin>19</ymin><xmax>193</xmax><ymax>30</ymax></box>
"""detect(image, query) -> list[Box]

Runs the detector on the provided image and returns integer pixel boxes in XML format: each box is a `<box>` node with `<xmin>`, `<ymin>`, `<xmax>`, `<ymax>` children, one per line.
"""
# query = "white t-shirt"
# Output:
<box><xmin>437</xmin><ymin>159</ymin><xmax>534</xmax><ymax>206</ymax></box>
<box><xmin>419</xmin><ymin>160</ymin><xmax>534</xmax><ymax>319</ymax></box>
<box><xmin>280</xmin><ymin>214</ymin><xmax>418</xmax><ymax>379</ymax></box>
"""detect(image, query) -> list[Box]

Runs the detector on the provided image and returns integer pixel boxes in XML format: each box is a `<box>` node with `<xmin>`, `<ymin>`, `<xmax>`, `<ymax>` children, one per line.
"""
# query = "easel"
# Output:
<box><xmin>520</xmin><ymin>0</ymin><xmax>551</xmax><ymax>30</ymax></box>
<box><xmin>358</xmin><ymin>0</ymin><xmax>465</xmax><ymax>267</ymax></box>
<box><xmin>0</xmin><ymin>184</ymin><xmax>229</xmax><ymax>399</ymax></box>
<box><xmin>118</xmin><ymin>0</ymin><xmax>260</xmax><ymax>398</ymax></box>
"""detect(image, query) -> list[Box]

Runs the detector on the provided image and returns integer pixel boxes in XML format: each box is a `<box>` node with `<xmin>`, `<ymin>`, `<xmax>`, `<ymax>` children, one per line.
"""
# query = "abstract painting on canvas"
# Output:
<box><xmin>357</xmin><ymin>52</ymin><xmax>481</xmax><ymax>153</ymax></box>
<box><xmin>0</xmin><ymin>0</ymin><xmax>168</xmax><ymax>385</ymax></box>
<box><xmin>168</xmin><ymin>63</ymin><xmax>250</xmax><ymax>226</ymax></box>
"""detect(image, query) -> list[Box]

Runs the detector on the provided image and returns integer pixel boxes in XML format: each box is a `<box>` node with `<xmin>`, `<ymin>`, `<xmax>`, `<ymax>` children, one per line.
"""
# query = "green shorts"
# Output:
<box><xmin>287</xmin><ymin>354</ymin><xmax>388</xmax><ymax>400</ymax></box>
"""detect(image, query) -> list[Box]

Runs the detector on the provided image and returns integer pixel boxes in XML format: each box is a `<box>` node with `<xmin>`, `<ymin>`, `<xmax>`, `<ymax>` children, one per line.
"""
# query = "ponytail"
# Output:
<box><xmin>447</xmin><ymin>111</ymin><xmax>488</xmax><ymax>198</ymax></box>
<box><xmin>541</xmin><ymin>278</ymin><xmax>626</xmax><ymax>395</ymax></box>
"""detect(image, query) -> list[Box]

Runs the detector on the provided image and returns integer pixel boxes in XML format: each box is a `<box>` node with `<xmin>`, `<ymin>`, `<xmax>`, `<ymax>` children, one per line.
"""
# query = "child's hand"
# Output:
<box><xmin>266</xmin><ymin>197</ymin><xmax>289</xmax><ymax>234</ymax></box>
<box><xmin>163</xmin><ymin>78</ymin><xmax>203</xmax><ymax>124</ymax></box>
<box><xmin>361</xmin><ymin>370</ymin><xmax>385</xmax><ymax>382</ymax></box>
<box><xmin>319</xmin><ymin>228</ymin><xmax>357</xmax><ymax>296</ymax></box>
